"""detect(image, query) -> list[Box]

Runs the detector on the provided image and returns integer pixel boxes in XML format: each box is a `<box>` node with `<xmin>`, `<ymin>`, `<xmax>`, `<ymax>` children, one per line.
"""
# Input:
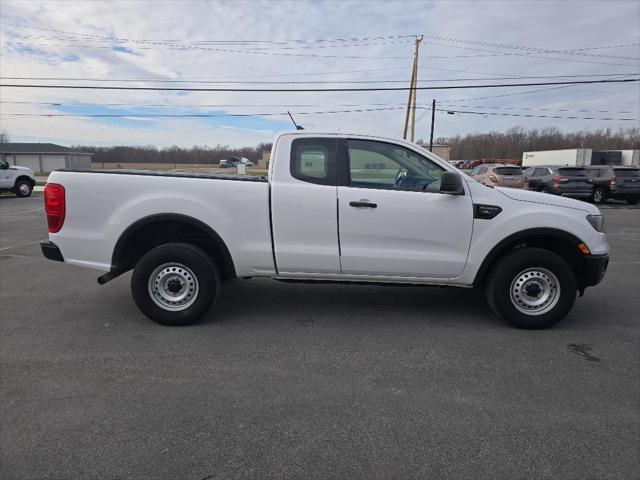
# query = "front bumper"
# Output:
<box><xmin>581</xmin><ymin>253</ymin><xmax>609</xmax><ymax>287</ymax></box>
<box><xmin>40</xmin><ymin>241</ymin><xmax>64</xmax><ymax>262</ymax></box>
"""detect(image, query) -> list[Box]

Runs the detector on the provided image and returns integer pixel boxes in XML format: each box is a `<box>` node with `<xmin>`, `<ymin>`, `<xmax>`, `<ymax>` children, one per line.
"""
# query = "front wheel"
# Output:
<box><xmin>131</xmin><ymin>243</ymin><xmax>220</xmax><ymax>326</ymax></box>
<box><xmin>486</xmin><ymin>247</ymin><xmax>577</xmax><ymax>329</ymax></box>
<box><xmin>14</xmin><ymin>179</ymin><xmax>33</xmax><ymax>197</ymax></box>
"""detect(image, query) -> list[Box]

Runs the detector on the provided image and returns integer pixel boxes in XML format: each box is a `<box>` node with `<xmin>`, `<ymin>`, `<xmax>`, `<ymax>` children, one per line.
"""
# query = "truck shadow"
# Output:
<box><xmin>210</xmin><ymin>278</ymin><xmax>500</xmax><ymax>328</ymax></box>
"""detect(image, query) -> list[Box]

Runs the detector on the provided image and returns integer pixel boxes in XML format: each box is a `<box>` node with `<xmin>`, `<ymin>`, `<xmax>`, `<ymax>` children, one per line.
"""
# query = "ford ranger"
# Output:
<box><xmin>40</xmin><ymin>132</ymin><xmax>609</xmax><ymax>329</ymax></box>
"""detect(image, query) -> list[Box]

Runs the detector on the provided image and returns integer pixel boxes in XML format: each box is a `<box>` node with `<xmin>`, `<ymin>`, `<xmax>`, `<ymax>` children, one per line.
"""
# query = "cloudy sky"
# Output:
<box><xmin>0</xmin><ymin>0</ymin><xmax>638</xmax><ymax>148</ymax></box>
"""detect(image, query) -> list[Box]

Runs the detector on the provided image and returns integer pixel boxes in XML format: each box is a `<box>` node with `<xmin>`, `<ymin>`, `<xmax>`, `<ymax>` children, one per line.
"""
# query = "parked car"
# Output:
<box><xmin>41</xmin><ymin>132</ymin><xmax>608</xmax><ymax>330</ymax></box>
<box><xmin>219</xmin><ymin>159</ymin><xmax>228</xmax><ymax>168</ymax></box>
<box><xmin>470</xmin><ymin>164</ymin><xmax>528</xmax><ymax>189</ymax></box>
<box><xmin>585</xmin><ymin>165</ymin><xmax>640</xmax><ymax>204</ymax></box>
<box><xmin>0</xmin><ymin>159</ymin><xmax>36</xmax><ymax>197</ymax></box>
<box><xmin>523</xmin><ymin>165</ymin><xmax>592</xmax><ymax>198</ymax></box>
<box><xmin>229</xmin><ymin>157</ymin><xmax>254</xmax><ymax>168</ymax></box>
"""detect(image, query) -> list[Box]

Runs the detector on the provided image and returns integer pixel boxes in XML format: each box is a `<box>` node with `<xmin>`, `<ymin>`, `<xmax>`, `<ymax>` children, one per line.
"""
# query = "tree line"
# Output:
<box><xmin>431</xmin><ymin>126</ymin><xmax>640</xmax><ymax>161</ymax></box>
<box><xmin>74</xmin><ymin>143</ymin><xmax>273</xmax><ymax>164</ymax></box>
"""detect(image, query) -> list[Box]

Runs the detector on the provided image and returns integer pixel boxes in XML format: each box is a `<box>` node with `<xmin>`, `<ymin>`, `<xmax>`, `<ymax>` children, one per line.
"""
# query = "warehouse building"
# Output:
<box><xmin>522</xmin><ymin>148</ymin><xmax>639</xmax><ymax>167</ymax></box>
<box><xmin>0</xmin><ymin>143</ymin><xmax>93</xmax><ymax>173</ymax></box>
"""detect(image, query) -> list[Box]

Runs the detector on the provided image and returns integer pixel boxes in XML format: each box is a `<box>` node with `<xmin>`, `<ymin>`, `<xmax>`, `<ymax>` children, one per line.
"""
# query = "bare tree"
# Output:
<box><xmin>0</xmin><ymin>130</ymin><xmax>10</xmax><ymax>144</ymax></box>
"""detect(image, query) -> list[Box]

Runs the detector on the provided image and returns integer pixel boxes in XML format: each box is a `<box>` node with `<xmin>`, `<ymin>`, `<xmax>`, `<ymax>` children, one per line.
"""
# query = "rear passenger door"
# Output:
<box><xmin>270</xmin><ymin>137</ymin><xmax>341</xmax><ymax>275</ymax></box>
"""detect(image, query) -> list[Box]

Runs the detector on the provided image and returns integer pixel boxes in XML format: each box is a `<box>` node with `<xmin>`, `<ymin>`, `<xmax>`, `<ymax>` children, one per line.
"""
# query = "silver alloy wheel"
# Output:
<box><xmin>148</xmin><ymin>263</ymin><xmax>199</xmax><ymax>311</ymax></box>
<box><xmin>509</xmin><ymin>267</ymin><xmax>561</xmax><ymax>316</ymax></box>
<box><xmin>18</xmin><ymin>182</ymin><xmax>30</xmax><ymax>195</ymax></box>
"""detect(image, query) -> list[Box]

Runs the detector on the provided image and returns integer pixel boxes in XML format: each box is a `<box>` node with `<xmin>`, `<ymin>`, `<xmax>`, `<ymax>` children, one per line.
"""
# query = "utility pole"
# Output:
<box><xmin>403</xmin><ymin>35</ymin><xmax>423</xmax><ymax>142</ymax></box>
<box><xmin>429</xmin><ymin>98</ymin><xmax>436</xmax><ymax>151</ymax></box>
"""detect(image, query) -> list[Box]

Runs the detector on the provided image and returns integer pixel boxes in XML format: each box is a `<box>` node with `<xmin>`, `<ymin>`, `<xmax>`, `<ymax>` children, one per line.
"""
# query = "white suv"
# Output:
<box><xmin>0</xmin><ymin>160</ymin><xmax>36</xmax><ymax>197</ymax></box>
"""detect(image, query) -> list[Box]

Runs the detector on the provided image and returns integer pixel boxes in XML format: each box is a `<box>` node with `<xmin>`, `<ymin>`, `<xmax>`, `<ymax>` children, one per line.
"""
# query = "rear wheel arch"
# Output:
<box><xmin>473</xmin><ymin>228</ymin><xmax>587</xmax><ymax>287</ymax></box>
<box><xmin>111</xmin><ymin>213</ymin><xmax>236</xmax><ymax>279</ymax></box>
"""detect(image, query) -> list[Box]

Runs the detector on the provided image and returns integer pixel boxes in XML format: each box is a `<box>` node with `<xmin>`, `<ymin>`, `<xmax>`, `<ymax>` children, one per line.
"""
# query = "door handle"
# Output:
<box><xmin>349</xmin><ymin>200</ymin><xmax>377</xmax><ymax>208</ymax></box>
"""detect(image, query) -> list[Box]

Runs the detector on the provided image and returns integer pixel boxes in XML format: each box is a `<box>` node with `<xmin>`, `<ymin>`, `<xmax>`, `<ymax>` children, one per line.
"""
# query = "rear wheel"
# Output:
<box><xmin>14</xmin><ymin>179</ymin><xmax>33</xmax><ymax>197</ymax></box>
<box><xmin>627</xmin><ymin>197</ymin><xmax>639</xmax><ymax>205</ymax></box>
<box><xmin>592</xmin><ymin>187</ymin><xmax>608</xmax><ymax>204</ymax></box>
<box><xmin>486</xmin><ymin>247</ymin><xmax>577</xmax><ymax>329</ymax></box>
<box><xmin>131</xmin><ymin>243</ymin><xmax>220</xmax><ymax>326</ymax></box>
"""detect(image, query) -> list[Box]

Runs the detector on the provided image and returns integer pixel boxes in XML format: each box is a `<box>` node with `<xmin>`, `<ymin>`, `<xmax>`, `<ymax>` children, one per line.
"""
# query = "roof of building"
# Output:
<box><xmin>0</xmin><ymin>143</ymin><xmax>93</xmax><ymax>155</ymax></box>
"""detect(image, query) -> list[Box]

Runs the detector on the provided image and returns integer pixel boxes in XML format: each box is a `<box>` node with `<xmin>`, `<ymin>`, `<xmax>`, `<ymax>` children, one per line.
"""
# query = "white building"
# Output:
<box><xmin>522</xmin><ymin>148</ymin><xmax>639</xmax><ymax>167</ymax></box>
<box><xmin>0</xmin><ymin>143</ymin><xmax>93</xmax><ymax>173</ymax></box>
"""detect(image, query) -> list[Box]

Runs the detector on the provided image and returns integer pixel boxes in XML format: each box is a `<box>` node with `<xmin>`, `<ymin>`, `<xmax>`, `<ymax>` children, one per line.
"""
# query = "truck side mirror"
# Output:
<box><xmin>440</xmin><ymin>171</ymin><xmax>465</xmax><ymax>195</ymax></box>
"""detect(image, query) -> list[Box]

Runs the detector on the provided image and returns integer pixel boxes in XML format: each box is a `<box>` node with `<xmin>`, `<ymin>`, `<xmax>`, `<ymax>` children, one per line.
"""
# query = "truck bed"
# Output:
<box><xmin>47</xmin><ymin>169</ymin><xmax>274</xmax><ymax>276</ymax></box>
<box><xmin>58</xmin><ymin>168</ymin><xmax>267</xmax><ymax>182</ymax></box>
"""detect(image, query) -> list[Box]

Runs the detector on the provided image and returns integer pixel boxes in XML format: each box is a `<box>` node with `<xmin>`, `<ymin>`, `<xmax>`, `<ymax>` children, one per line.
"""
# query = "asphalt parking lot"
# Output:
<box><xmin>1</xmin><ymin>194</ymin><xmax>638</xmax><ymax>480</ymax></box>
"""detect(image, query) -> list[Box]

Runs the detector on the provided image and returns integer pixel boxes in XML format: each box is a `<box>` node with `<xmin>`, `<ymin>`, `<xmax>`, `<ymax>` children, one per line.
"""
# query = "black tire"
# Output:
<box><xmin>131</xmin><ymin>243</ymin><xmax>220</xmax><ymax>326</ymax></box>
<box><xmin>539</xmin><ymin>186</ymin><xmax>550</xmax><ymax>194</ymax></box>
<box><xmin>14</xmin><ymin>179</ymin><xmax>33</xmax><ymax>197</ymax></box>
<box><xmin>627</xmin><ymin>197</ymin><xmax>639</xmax><ymax>205</ymax></box>
<box><xmin>485</xmin><ymin>247</ymin><xmax>577</xmax><ymax>329</ymax></box>
<box><xmin>592</xmin><ymin>187</ymin><xmax>608</xmax><ymax>204</ymax></box>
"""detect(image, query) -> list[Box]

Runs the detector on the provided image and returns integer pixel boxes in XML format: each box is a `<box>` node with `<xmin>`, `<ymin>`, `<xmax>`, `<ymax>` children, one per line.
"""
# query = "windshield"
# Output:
<box><xmin>558</xmin><ymin>168</ymin><xmax>588</xmax><ymax>176</ymax></box>
<box><xmin>494</xmin><ymin>167</ymin><xmax>523</xmax><ymax>176</ymax></box>
<box><xmin>614</xmin><ymin>169</ymin><xmax>640</xmax><ymax>178</ymax></box>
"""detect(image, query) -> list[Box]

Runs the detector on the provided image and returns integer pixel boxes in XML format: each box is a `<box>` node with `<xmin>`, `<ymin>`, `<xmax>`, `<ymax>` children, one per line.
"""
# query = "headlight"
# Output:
<box><xmin>586</xmin><ymin>214</ymin><xmax>605</xmax><ymax>233</ymax></box>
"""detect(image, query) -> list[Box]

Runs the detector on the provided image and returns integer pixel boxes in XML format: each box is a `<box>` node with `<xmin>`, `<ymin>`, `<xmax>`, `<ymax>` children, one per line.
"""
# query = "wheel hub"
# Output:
<box><xmin>148</xmin><ymin>263</ymin><xmax>199</xmax><ymax>311</ymax></box>
<box><xmin>510</xmin><ymin>268</ymin><xmax>561</xmax><ymax>316</ymax></box>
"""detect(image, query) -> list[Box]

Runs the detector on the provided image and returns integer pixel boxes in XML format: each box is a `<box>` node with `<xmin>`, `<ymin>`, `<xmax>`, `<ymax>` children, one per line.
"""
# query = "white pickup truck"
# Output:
<box><xmin>41</xmin><ymin>132</ymin><xmax>609</xmax><ymax>329</ymax></box>
<box><xmin>0</xmin><ymin>160</ymin><xmax>36</xmax><ymax>197</ymax></box>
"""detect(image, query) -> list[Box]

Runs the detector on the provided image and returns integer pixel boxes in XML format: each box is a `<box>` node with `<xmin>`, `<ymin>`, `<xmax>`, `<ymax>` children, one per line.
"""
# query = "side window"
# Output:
<box><xmin>347</xmin><ymin>139</ymin><xmax>444</xmax><ymax>192</ymax></box>
<box><xmin>533</xmin><ymin>168</ymin><xmax>545</xmax><ymax>176</ymax></box>
<box><xmin>290</xmin><ymin>138</ymin><xmax>336</xmax><ymax>186</ymax></box>
<box><xmin>479</xmin><ymin>166</ymin><xmax>488</xmax><ymax>174</ymax></box>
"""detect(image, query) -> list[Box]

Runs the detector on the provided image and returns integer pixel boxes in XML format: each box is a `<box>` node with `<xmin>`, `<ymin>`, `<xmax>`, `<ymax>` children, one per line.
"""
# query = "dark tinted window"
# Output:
<box><xmin>558</xmin><ymin>168</ymin><xmax>588</xmax><ymax>176</ymax></box>
<box><xmin>494</xmin><ymin>167</ymin><xmax>523</xmax><ymax>175</ymax></box>
<box><xmin>533</xmin><ymin>168</ymin><xmax>548</xmax><ymax>176</ymax></box>
<box><xmin>290</xmin><ymin>138</ymin><xmax>337</xmax><ymax>185</ymax></box>
<box><xmin>614</xmin><ymin>169</ymin><xmax>640</xmax><ymax>178</ymax></box>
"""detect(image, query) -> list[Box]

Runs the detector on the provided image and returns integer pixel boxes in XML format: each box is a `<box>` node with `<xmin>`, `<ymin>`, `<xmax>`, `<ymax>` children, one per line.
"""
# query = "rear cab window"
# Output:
<box><xmin>290</xmin><ymin>138</ymin><xmax>337</xmax><ymax>185</ymax></box>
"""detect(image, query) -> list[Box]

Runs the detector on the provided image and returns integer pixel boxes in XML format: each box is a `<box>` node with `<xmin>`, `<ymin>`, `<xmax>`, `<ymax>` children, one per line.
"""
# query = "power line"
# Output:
<box><xmin>4</xmin><ymin>23</ymin><xmax>639</xmax><ymax>67</ymax></box>
<box><xmin>5</xmin><ymin>22</ymin><xmax>638</xmax><ymax>60</ymax></box>
<box><xmin>0</xmin><ymin>106</ymin><xmax>408</xmax><ymax>117</ymax></box>
<box><xmin>2</xmin><ymin>100</ymin><xmax>636</xmax><ymax>115</ymax></box>
<box><xmin>434</xmin><ymin>108</ymin><xmax>637</xmax><ymax>121</ymax></box>
<box><xmin>1</xmin><ymin>78</ymin><xmax>637</xmax><ymax>92</ymax></box>
<box><xmin>2</xmin><ymin>106</ymin><xmax>636</xmax><ymax>122</ymax></box>
<box><xmin>2</xmin><ymin>73</ymin><xmax>634</xmax><ymax>84</ymax></box>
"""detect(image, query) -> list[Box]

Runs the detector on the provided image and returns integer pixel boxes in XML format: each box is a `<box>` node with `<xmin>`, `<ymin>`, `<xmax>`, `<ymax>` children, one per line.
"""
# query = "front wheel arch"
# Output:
<box><xmin>473</xmin><ymin>228</ymin><xmax>586</xmax><ymax>288</ymax></box>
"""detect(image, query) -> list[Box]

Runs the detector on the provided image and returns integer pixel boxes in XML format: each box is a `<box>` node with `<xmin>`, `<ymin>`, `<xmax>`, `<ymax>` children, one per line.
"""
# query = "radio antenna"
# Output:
<box><xmin>287</xmin><ymin>111</ymin><xmax>304</xmax><ymax>130</ymax></box>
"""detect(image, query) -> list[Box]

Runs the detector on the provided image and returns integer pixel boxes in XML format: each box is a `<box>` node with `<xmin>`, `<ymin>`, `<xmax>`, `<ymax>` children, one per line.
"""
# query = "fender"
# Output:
<box><xmin>107</xmin><ymin>213</ymin><xmax>236</xmax><ymax>279</ymax></box>
<box><xmin>473</xmin><ymin>227</ymin><xmax>585</xmax><ymax>286</ymax></box>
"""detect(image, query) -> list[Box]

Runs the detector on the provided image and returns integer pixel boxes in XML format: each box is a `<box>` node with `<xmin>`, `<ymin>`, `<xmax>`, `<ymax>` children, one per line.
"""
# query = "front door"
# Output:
<box><xmin>337</xmin><ymin>139</ymin><xmax>473</xmax><ymax>279</ymax></box>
